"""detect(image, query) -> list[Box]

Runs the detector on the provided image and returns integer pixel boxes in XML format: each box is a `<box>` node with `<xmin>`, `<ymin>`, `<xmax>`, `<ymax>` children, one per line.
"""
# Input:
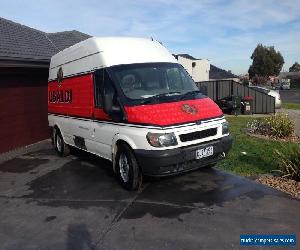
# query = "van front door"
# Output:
<box><xmin>92</xmin><ymin>69</ymin><xmax>120</xmax><ymax>160</ymax></box>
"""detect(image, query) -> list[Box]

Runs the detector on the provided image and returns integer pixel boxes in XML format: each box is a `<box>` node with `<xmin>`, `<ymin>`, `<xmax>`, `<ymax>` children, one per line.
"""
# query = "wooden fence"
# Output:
<box><xmin>197</xmin><ymin>80</ymin><xmax>275</xmax><ymax>114</ymax></box>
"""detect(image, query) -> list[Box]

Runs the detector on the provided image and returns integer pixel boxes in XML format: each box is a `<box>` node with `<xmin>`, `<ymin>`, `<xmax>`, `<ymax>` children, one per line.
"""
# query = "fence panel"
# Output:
<box><xmin>197</xmin><ymin>80</ymin><xmax>275</xmax><ymax>114</ymax></box>
<box><xmin>218</xmin><ymin>80</ymin><xmax>231</xmax><ymax>99</ymax></box>
<box><xmin>198</xmin><ymin>81</ymin><xmax>216</xmax><ymax>100</ymax></box>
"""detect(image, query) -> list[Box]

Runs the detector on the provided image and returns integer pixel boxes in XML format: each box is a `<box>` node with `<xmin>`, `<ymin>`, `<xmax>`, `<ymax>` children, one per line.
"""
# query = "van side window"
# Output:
<box><xmin>94</xmin><ymin>69</ymin><xmax>117</xmax><ymax>108</ymax></box>
<box><xmin>94</xmin><ymin>69</ymin><xmax>104</xmax><ymax>108</ymax></box>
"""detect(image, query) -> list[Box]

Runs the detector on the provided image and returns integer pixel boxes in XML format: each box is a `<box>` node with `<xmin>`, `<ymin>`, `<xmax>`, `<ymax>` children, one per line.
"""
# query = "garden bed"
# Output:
<box><xmin>218</xmin><ymin>116</ymin><xmax>299</xmax><ymax>176</ymax></box>
<box><xmin>256</xmin><ymin>175</ymin><xmax>300</xmax><ymax>199</ymax></box>
<box><xmin>245</xmin><ymin>130</ymin><xmax>300</xmax><ymax>143</ymax></box>
<box><xmin>219</xmin><ymin>116</ymin><xmax>300</xmax><ymax>199</ymax></box>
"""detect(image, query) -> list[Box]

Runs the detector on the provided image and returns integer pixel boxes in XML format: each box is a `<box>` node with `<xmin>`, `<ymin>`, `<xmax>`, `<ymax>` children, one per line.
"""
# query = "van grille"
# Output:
<box><xmin>179</xmin><ymin>128</ymin><xmax>217</xmax><ymax>142</ymax></box>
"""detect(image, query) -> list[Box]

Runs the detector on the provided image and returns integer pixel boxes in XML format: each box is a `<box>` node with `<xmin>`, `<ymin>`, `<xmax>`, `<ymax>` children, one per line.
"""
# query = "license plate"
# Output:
<box><xmin>196</xmin><ymin>146</ymin><xmax>213</xmax><ymax>159</ymax></box>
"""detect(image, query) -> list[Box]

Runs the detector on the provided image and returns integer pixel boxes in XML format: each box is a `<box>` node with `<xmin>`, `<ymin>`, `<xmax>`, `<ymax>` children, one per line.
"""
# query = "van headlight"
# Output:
<box><xmin>146</xmin><ymin>132</ymin><xmax>178</xmax><ymax>147</ymax></box>
<box><xmin>222</xmin><ymin>121</ymin><xmax>229</xmax><ymax>135</ymax></box>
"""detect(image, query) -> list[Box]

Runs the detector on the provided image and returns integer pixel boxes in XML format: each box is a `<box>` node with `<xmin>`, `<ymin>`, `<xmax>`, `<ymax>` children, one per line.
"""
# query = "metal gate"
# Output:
<box><xmin>197</xmin><ymin>80</ymin><xmax>275</xmax><ymax>114</ymax></box>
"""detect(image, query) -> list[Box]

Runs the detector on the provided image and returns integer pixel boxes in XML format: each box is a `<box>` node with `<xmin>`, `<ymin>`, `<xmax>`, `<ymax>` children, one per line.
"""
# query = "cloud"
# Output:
<box><xmin>0</xmin><ymin>0</ymin><xmax>299</xmax><ymax>74</ymax></box>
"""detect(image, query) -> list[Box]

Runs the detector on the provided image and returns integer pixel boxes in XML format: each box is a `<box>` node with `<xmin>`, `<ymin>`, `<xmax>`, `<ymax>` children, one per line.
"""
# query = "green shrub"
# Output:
<box><xmin>274</xmin><ymin>145</ymin><xmax>300</xmax><ymax>181</ymax></box>
<box><xmin>247</xmin><ymin>113</ymin><xmax>295</xmax><ymax>138</ymax></box>
<box><xmin>265</xmin><ymin>113</ymin><xmax>295</xmax><ymax>138</ymax></box>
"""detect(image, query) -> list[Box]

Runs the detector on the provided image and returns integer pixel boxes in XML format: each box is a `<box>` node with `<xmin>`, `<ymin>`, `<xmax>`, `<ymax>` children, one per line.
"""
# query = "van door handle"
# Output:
<box><xmin>78</xmin><ymin>126</ymin><xmax>89</xmax><ymax>130</ymax></box>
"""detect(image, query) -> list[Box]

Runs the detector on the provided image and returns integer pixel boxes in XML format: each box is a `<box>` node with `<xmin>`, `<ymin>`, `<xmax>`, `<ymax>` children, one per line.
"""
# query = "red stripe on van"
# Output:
<box><xmin>48</xmin><ymin>74</ymin><xmax>94</xmax><ymax>118</ymax></box>
<box><xmin>125</xmin><ymin>98</ymin><xmax>223</xmax><ymax>126</ymax></box>
<box><xmin>94</xmin><ymin>108</ymin><xmax>110</xmax><ymax>120</ymax></box>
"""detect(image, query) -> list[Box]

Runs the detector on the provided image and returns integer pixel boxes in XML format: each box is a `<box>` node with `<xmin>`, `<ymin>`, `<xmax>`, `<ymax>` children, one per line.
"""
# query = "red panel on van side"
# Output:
<box><xmin>48</xmin><ymin>74</ymin><xmax>94</xmax><ymax>118</ymax></box>
<box><xmin>94</xmin><ymin>108</ymin><xmax>110</xmax><ymax>120</ymax></box>
<box><xmin>125</xmin><ymin>98</ymin><xmax>223</xmax><ymax>126</ymax></box>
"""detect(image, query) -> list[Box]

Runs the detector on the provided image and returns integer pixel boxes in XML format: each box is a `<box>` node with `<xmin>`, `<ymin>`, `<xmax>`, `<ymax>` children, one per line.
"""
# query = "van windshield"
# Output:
<box><xmin>109</xmin><ymin>63</ymin><xmax>199</xmax><ymax>103</ymax></box>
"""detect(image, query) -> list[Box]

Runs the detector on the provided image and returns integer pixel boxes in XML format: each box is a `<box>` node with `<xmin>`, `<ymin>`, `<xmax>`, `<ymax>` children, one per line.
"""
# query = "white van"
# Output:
<box><xmin>48</xmin><ymin>37</ymin><xmax>232</xmax><ymax>190</ymax></box>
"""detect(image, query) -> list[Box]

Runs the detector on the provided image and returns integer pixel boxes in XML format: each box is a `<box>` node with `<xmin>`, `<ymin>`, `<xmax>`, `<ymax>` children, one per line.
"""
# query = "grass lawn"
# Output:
<box><xmin>216</xmin><ymin>116</ymin><xmax>298</xmax><ymax>176</ymax></box>
<box><xmin>282</xmin><ymin>102</ymin><xmax>300</xmax><ymax>110</ymax></box>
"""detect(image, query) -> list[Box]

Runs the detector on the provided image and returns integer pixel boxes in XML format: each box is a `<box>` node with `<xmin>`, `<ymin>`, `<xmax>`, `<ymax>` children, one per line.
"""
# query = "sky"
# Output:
<box><xmin>1</xmin><ymin>0</ymin><xmax>300</xmax><ymax>75</ymax></box>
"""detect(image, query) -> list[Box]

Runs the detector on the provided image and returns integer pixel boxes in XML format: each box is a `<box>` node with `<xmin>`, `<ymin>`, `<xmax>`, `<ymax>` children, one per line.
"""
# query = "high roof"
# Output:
<box><xmin>49</xmin><ymin>37</ymin><xmax>177</xmax><ymax>81</ymax></box>
<box><xmin>0</xmin><ymin>17</ymin><xmax>90</xmax><ymax>67</ymax></box>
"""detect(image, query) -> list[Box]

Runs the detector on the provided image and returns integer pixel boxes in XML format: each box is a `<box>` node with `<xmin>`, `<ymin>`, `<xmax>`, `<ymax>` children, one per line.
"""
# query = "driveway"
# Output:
<box><xmin>0</xmin><ymin>141</ymin><xmax>299</xmax><ymax>249</ymax></box>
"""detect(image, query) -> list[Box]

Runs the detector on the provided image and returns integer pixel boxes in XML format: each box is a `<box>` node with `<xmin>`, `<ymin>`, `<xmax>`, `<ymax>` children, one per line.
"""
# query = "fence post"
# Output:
<box><xmin>216</xmin><ymin>80</ymin><xmax>219</xmax><ymax>101</ymax></box>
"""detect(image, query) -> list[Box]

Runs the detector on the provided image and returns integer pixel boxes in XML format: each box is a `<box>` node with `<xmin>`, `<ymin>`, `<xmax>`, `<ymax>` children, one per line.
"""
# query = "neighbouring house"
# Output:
<box><xmin>209</xmin><ymin>64</ymin><xmax>239</xmax><ymax>81</ymax></box>
<box><xmin>174</xmin><ymin>54</ymin><xmax>210</xmax><ymax>82</ymax></box>
<box><xmin>279</xmin><ymin>71</ymin><xmax>300</xmax><ymax>88</ymax></box>
<box><xmin>0</xmin><ymin>17</ymin><xmax>90</xmax><ymax>153</ymax></box>
<box><xmin>279</xmin><ymin>71</ymin><xmax>300</xmax><ymax>79</ymax></box>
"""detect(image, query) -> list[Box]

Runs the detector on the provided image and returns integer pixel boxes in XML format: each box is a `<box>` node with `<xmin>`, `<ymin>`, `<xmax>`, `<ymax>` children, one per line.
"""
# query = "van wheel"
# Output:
<box><xmin>115</xmin><ymin>143</ymin><xmax>142</xmax><ymax>191</ymax></box>
<box><xmin>54</xmin><ymin>129</ymin><xmax>70</xmax><ymax>157</ymax></box>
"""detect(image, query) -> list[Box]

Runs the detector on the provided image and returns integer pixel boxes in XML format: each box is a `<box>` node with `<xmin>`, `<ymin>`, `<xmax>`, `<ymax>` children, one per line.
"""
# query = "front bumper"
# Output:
<box><xmin>134</xmin><ymin>135</ymin><xmax>233</xmax><ymax>176</ymax></box>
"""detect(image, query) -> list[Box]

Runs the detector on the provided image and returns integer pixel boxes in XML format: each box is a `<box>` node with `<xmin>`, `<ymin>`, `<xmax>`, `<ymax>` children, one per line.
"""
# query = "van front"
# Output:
<box><xmin>100</xmin><ymin>62</ymin><xmax>233</xmax><ymax>176</ymax></box>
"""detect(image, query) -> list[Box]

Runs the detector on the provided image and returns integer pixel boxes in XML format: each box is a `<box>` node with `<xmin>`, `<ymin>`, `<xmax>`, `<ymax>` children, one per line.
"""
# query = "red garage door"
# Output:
<box><xmin>0</xmin><ymin>68</ymin><xmax>49</xmax><ymax>153</ymax></box>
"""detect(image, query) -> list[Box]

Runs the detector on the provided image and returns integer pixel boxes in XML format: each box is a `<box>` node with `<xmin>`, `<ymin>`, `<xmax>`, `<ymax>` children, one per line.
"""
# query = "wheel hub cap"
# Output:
<box><xmin>56</xmin><ymin>136</ymin><xmax>62</xmax><ymax>152</ymax></box>
<box><xmin>119</xmin><ymin>153</ymin><xmax>129</xmax><ymax>183</ymax></box>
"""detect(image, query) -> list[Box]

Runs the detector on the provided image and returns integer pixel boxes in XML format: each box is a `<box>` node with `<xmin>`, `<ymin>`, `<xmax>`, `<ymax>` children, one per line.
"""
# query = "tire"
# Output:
<box><xmin>115</xmin><ymin>143</ymin><xmax>142</xmax><ymax>191</ymax></box>
<box><xmin>54</xmin><ymin>128</ymin><xmax>70</xmax><ymax>157</ymax></box>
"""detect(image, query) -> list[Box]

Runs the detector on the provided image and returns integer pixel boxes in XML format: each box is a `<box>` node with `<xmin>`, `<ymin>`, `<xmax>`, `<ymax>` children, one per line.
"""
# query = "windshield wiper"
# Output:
<box><xmin>140</xmin><ymin>91</ymin><xmax>181</xmax><ymax>104</ymax></box>
<box><xmin>179</xmin><ymin>90</ymin><xmax>202</xmax><ymax>100</ymax></box>
<box><xmin>153</xmin><ymin>91</ymin><xmax>181</xmax><ymax>98</ymax></box>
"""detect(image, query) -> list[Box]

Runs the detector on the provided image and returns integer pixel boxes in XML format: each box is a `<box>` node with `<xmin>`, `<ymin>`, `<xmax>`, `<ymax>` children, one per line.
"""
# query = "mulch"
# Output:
<box><xmin>256</xmin><ymin>175</ymin><xmax>300</xmax><ymax>199</ymax></box>
<box><xmin>246</xmin><ymin>131</ymin><xmax>300</xmax><ymax>143</ymax></box>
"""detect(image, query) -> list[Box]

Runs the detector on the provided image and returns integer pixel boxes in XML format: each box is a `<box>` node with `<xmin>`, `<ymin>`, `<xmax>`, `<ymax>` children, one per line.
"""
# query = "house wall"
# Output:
<box><xmin>177</xmin><ymin>56</ymin><xmax>210</xmax><ymax>82</ymax></box>
<box><xmin>0</xmin><ymin>67</ymin><xmax>49</xmax><ymax>153</ymax></box>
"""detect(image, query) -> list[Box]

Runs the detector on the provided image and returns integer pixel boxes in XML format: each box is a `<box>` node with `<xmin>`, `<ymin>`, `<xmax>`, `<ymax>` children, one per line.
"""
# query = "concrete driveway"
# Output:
<box><xmin>0</xmin><ymin>141</ymin><xmax>299</xmax><ymax>249</ymax></box>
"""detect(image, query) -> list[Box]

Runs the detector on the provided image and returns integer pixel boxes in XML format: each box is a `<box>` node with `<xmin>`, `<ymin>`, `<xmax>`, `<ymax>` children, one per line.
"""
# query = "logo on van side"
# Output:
<box><xmin>49</xmin><ymin>90</ymin><xmax>72</xmax><ymax>104</ymax></box>
<box><xmin>181</xmin><ymin>104</ymin><xmax>198</xmax><ymax>115</ymax></box>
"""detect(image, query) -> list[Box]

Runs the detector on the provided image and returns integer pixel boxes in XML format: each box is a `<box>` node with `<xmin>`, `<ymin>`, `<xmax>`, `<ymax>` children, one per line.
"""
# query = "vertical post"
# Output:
<box><xmin>216</xmin><ymin>80</ymin><xmax>219</xmax><ymax>101</ymax></box>
<box><xmin>265</xmin><ymin>94</ymin><xmax>267</xmax><ymax>113</ymax></box>
<box><xmin>254</xmin><ymin>90</ymin><xmax>257</xmax><ymax>114</ymax></box>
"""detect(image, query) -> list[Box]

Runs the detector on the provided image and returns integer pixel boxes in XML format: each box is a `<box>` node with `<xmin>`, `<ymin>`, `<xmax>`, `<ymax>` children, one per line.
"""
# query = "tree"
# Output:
<box><xmin>248</xmin><ymin>44</ymin><xmax>284</xmax><ymax>79</ymax></box>
<box><xmin>289</xmin><ymin>62</ymin><xmax>300</xmax><ymax>72</ymax></box>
